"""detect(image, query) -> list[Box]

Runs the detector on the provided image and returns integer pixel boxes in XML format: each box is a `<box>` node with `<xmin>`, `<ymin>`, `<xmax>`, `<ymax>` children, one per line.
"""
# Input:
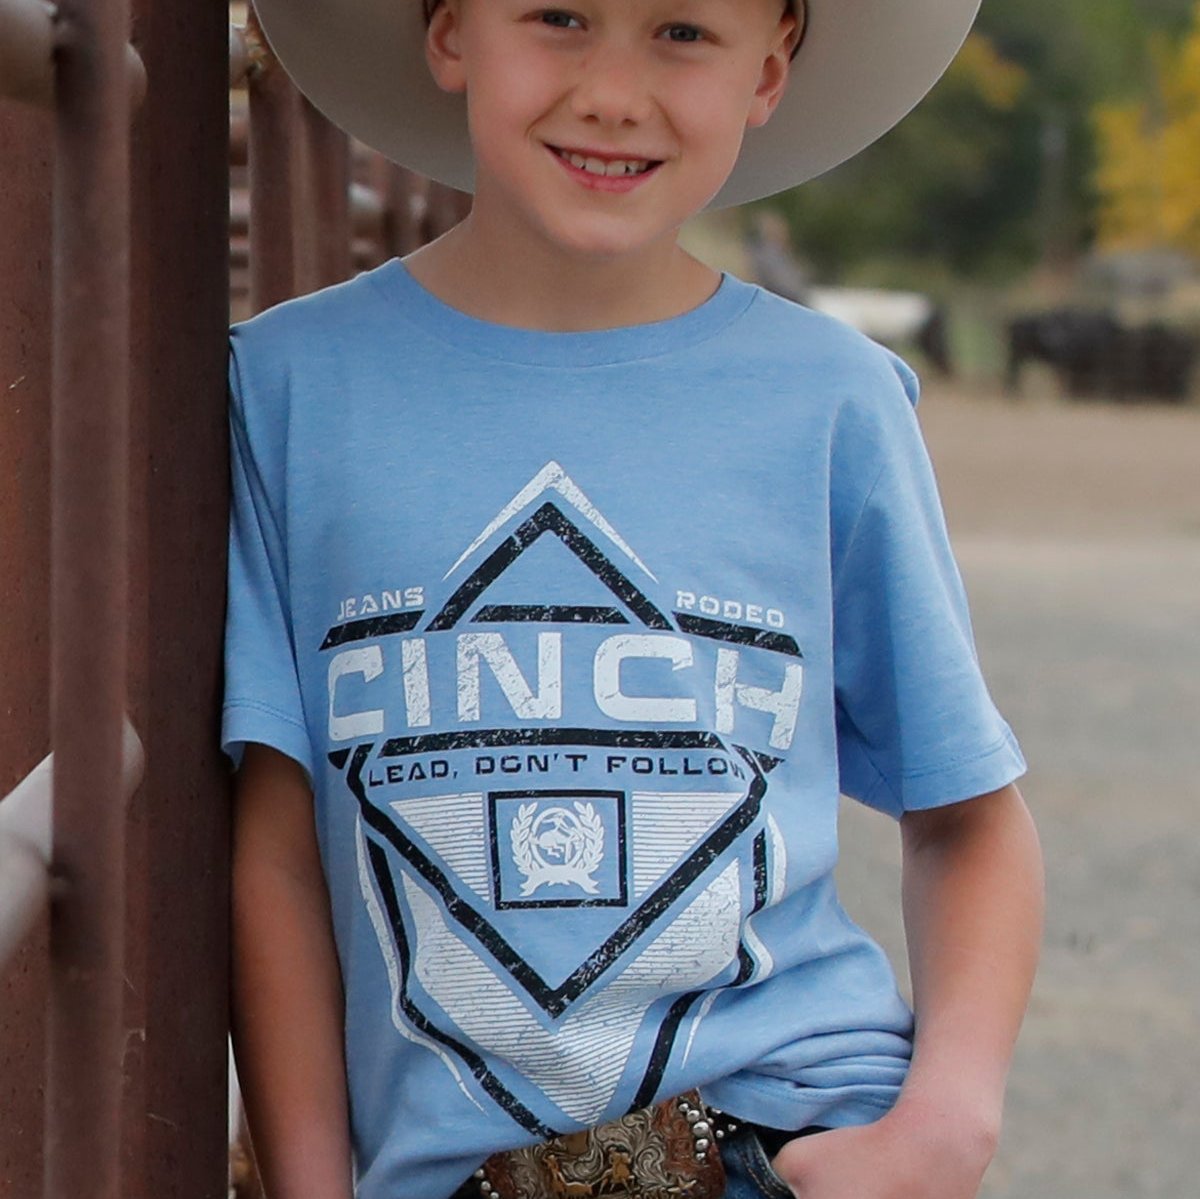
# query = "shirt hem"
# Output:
<box><xmin>699</xmin><ymin>1078</ymin><xmax>899</xmax><ymax>1133</ymax></box>
<box><xmin>859</xmin><ymin>725</ymin><xmax>1027</xmax><ymax>817</ymax></box>
<box><xmin>221</xmin><ymin>699</ymin><xmax>315</xmax><ymax>785</ymax></box>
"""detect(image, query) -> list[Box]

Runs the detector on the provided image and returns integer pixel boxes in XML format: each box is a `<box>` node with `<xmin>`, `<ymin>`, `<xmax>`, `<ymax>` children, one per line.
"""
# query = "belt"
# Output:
<box><xmin>450</xmin><ymin>1092</ymin><xmax>798</xmax><ymax>1199</ymax></box>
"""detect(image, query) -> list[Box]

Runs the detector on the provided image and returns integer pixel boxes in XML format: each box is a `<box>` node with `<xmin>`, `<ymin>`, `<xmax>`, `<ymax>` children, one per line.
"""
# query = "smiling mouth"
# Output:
<box><xmin>549</xmin><ymin>146</ymin><xmax>662</xmax><ymax>178</ymax></box>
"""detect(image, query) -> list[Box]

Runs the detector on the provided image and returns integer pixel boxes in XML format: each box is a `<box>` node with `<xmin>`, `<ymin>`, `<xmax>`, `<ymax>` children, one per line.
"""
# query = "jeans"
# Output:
<box><xmin>722</xmin><ymin>1126</ymin><xmax>803</xmax><ymax>1199</ymax></box>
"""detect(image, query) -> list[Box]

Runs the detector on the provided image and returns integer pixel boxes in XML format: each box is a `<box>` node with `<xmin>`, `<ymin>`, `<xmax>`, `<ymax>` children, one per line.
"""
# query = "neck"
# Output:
<box><xmin>403</xmin><ymin>202</ymin><xmax>720</xmax><ymax>333</ymax></box>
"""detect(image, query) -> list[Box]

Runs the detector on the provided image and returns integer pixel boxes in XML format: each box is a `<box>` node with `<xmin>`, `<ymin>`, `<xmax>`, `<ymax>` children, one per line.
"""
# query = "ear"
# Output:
<box><xmin>425</xmin><ymin>0</ymin><xmax>468</xmax><ymax>95</ymax></box>
<box><xmin>746</xmin><ymin>13</ymin><xmax>797</xmax><ymax>129</ymax></box>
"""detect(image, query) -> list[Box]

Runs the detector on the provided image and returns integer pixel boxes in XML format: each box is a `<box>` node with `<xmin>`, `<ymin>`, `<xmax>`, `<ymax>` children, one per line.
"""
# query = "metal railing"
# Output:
<box><xmin>0</xmin><ymin>754</ymin><xmax>52</xmax><ymax>972</ymax></box>
<box><xmin>2</xmin><ymin>1</ymin><xmax>230</xmax><ymax>1196</ymax></box>
<box><xmin>1</xmin><ymin>3</ymin><xmax>468</xmax><ymax>1194</ymax></box>
<box><xmin>0</xmin><ymin>0</ymin><xmax>146</xmax><ymax>105</ymax></box>
<box><xmin>1</xmin><ymin>2</ymin><xmax>142</xmax><ymax>1195</ymax></box>
<box><xmin>0</xmin><ymin>719</ymin><xmax>144</xmax><ymax>970</ymax></box>
<box><xmin>228</xmin><ymin>8</ymin><xmax>470</xmax><ymax>319</ymax></box>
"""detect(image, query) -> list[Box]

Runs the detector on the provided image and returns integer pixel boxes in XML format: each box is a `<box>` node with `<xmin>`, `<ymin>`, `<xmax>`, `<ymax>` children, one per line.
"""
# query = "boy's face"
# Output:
<box><xmin>426</xmin><ymin>0</ymin><xmax>796</xmax><ymax>262</ymax></box>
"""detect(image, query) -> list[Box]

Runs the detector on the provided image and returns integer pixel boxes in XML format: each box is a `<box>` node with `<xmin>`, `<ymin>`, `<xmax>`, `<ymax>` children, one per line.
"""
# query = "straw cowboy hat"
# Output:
<box><xmin>252</xmin><ymin>0</ymin><xmax>982</xmax><ymax>207</ymax></box>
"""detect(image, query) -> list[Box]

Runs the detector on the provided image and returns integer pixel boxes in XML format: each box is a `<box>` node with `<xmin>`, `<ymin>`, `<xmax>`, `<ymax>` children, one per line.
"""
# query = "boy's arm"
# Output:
<box><xmin>773</xmin><ymin>783</ymin><xmax>1044</xmax><ymax>1199</ymax></box>
<box><xmin>232</xmin><ymin>742</ymin><xmax>355</xmax><ymax>1199</ymax></box>
<box><xmin>893</xmin><ymin>781</ymin><xmax>1044</xmax><ymax>1144</ymax></box>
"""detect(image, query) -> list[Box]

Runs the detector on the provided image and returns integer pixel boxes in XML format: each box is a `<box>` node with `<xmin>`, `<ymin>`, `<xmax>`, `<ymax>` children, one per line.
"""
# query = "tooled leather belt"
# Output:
<box><xmin>450</xmin><ymin>1090</ymin><xmax>750</xmax><ymax>1199</ymax></box>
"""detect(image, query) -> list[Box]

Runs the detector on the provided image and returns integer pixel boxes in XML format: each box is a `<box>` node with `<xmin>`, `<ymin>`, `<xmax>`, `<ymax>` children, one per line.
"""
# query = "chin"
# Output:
<box><xmin>542</xmin><ymin>219</ymin><xmax>673</xmax><ymax>263</ymax></box>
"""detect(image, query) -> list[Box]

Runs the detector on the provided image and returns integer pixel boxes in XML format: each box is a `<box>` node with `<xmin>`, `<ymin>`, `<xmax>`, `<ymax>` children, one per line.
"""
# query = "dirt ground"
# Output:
<box><xmin>833</xmin><ymin>383</ymin><xmax>1200</xmax><ymax>1198</ymax></box>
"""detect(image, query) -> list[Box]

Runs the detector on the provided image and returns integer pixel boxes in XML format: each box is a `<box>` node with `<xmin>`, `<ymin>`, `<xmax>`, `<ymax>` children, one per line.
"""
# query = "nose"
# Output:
<box><xmin>569</xmin><ymin>40</ymin><xmax>654</xmax><ymax>128</ymax></box>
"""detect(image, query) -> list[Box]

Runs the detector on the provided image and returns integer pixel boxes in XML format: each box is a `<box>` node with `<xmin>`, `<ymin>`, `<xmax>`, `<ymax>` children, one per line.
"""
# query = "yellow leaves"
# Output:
<box><xmin>946</xmin><ymin>33</ymin><xmax>1028</xmax><ymax>112</ymax></box>
<box><xmin>1093</xmin><ymin>2</ymin><xmax>1200</xmax><ymax>254</ymax></box>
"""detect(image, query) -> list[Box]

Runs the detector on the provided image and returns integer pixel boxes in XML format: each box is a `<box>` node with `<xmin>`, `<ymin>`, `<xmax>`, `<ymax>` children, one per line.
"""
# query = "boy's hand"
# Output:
<box><xmin>769</xmin><ymin>1105</ymin><xmax>996</xmax><ymax>1199</ymax></box>
<box><xmin>765</xmin><ymin>782</ymin><xmax>1040</xmax><ymax>1197</ymax></box>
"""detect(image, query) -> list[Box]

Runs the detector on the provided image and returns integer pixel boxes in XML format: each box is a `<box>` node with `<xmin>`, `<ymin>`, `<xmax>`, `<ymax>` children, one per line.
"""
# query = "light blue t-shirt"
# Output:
<box><xmin>222</xmin><ymin>261</ymin><xmax>1025</xmax><ymax>1199</ymax></box>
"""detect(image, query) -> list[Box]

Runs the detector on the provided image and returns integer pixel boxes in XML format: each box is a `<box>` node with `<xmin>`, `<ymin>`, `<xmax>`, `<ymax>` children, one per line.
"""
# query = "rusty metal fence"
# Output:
<box><xmin>1</xmin><ymin>2</ymin><xmax>465</xmax><ymax>1196</ymax></box>
<box><xmin>228</xmin><ymin>6</ymin><xmax>469</xmax><ymax>319</ymax></box>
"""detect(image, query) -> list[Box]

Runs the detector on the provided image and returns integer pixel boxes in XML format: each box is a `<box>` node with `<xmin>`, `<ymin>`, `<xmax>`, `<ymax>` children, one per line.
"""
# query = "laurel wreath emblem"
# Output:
<box><xmin>573</xmin><ymin>803</ymin><xmax>605</xmax><ymax>876</ymax></box>
<box><xmin>511</xmin><ymin>803</ymin><xmax>537</xmax><ymax>874</ymax></box>
<box><xmin>512</xmin><ymin>801</ymin><xmax>604</xmax><ymax>896</ymax></box>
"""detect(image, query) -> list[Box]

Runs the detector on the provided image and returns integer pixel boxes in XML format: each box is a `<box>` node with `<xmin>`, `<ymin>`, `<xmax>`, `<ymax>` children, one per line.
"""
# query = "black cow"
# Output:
<box><xmin>1118</xmin><ymin>323</ymin><xmax>1199</xmax><ymax>399</ymax></box>
<box><xmin>1007</xmin><ymin>309</ymin><xmax>1198</xmax><ymax>401</ymax></box>
<box><xmin>1006</xmin><ymin>309</ymin><xmax>1122</xmax><ymax>397</ymax></box>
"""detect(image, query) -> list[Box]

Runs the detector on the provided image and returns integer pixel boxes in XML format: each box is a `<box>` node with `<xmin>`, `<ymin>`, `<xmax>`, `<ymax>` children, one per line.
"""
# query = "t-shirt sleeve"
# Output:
<box><xmin>832</xmin><ymin>358</ymin><xmax>1025</xmax><ymax>818</ymax></box>
<box><xmin>220</xmin><ymin>344</ymin><xmax>315</xmax><ymax>782</ymax></box>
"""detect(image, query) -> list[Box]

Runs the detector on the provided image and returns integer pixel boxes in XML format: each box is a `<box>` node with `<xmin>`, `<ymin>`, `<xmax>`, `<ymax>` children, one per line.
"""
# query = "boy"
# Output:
<box><xmin>224</xmin><ymin>2</ymin><xmax>1043</xmax><ymax>1198</ymax></box>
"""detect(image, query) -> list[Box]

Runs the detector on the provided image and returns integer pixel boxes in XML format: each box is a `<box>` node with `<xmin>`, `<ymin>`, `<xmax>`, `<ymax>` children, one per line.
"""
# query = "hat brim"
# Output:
<box><xmin>253</xmin><ymin>0</ymin><xmax>981</xmax><ymax>208</ymax></box>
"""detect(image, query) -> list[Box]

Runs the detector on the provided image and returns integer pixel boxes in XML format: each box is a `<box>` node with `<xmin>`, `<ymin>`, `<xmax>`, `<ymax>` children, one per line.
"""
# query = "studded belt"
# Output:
<box><xmin>455</xmin><ymin>1091</ymin><xmax>747</xmax><ymax>1199</ymax></box>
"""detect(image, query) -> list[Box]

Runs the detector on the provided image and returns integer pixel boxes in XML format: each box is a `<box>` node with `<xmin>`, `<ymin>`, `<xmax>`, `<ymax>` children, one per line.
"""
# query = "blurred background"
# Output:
<box><xmin>686</xmin><ymin>0</ymin><xmax>1200</xmax><ymax>396</ymax></box>
<box><xmin>683</xmin><ymin>4</ymin><xmax>1200</xmax><ymax>1197</ymax></box>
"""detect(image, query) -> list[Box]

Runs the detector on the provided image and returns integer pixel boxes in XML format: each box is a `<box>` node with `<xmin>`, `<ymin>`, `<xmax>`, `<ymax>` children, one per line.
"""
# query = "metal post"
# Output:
<box><xmin>4</xmin><ymin>2</ymin><xmax>228</xmax><ymax>1194</ymax></box>
<box><xmin>0</xmin><ymin>95</ymin><xmax>53</xmax><ymax>1199</ymax></box>
<box><xmin>246</xmin><ymin>6</ymin><xmax>301</xmax><ymax>312</ymax></box>
<box><xmin>299</xmin><ymin>97</ymin><xmax>352</xmax><ymax>291</ymax></box>
<box><xmin>127</xmin><ymin>0</ymin><xmax>232</xmax><ymax>1193</ymax></box>
<box><xmin>45</xmin><ymin>0</ymin><xmax>131</xmax><ymax>1195</ymax></box>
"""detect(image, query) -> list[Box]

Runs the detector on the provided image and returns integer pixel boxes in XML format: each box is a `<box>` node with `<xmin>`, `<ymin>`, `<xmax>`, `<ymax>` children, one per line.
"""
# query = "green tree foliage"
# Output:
<box><xmin>754</xmin><ymin>32</ymin><xmax>1033</xmax><ymax>280</ymax></box>
<box><xmin>1094</xmin><ymin>2</ymin><xmax>1200</xmax><ymax>254</ymax></box>
<box><xmin>757</xmin><ymin>0</ymin><xmax>1196</xmax><ymax>282</ymax></box>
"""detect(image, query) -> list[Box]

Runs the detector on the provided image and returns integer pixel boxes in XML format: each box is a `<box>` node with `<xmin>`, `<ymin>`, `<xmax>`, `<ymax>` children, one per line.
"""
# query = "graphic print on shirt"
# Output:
<box><xmin>322</xmin><ymin>462</ymin><xmax>803</xmax><ymax>1135</ymax></box>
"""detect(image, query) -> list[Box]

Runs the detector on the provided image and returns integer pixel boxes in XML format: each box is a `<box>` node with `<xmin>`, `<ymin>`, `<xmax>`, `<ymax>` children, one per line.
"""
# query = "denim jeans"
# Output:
<box><xmin>721</xmin><ymin>1127</ymin><xmax>798</xmax><ymax>1199</ymax></box>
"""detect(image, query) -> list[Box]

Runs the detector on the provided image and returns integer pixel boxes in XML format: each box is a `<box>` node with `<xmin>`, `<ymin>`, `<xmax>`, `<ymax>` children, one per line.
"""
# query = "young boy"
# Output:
<box><xmin>223</xmin><ymin>3</ymin><xmax>1044</xmax><ymax>1198</ymax></box>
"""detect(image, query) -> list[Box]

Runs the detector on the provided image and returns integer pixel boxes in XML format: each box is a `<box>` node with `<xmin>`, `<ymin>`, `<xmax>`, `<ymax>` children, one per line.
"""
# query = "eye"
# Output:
<box><xmin>661</xmin><ymin>23</ymin><xmax>706</xmax><ymax>44</ymax></box>
<box><xmin>538</xmin><ymin>9</ymin><xmax>583</xmax><ymax>29</ymax></box>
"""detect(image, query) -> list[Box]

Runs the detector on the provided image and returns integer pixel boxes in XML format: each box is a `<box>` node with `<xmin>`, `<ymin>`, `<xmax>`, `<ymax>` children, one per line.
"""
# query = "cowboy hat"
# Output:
<box><xmin>251</xmin><ymin>0</ymin><xmax>982</xmax><ymax>207</ymax></box>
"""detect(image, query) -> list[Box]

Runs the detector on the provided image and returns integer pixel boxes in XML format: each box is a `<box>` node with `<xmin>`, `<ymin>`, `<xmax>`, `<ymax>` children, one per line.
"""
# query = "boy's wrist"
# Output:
<box><xmin>883</xmin><ymin>1090</ymin><xmax>1001</xmax><ymax>1169</ymax></box>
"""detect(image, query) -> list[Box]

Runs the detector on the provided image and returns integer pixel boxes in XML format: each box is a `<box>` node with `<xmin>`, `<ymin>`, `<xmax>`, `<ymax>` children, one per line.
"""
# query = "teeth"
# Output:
<box><xmin>562</xmin><ymin>150</ymin><xmax>651</xmax><ymax>177</ymax></box>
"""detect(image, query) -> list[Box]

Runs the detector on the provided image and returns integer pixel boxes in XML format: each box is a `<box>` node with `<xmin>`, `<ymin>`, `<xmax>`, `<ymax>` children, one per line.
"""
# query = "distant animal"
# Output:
<box><xmin>1007</xmin><ymin>309</ymin><xmax>1198</xmax><ymax>401</ymax></box>
<box><xmin>807</xmin><ymin>287</ymin><xmax>952</xmax><ymax>374</ymax></box>
<box><xmin>1006</xmin><ymin>309</ymin><xmax>1123</xmax><ymax>396</ymax></box>
<box><xmin>1118</xmin><ymin>323</ymin><xmax>1199</xmax><ymax>399</ymax></box>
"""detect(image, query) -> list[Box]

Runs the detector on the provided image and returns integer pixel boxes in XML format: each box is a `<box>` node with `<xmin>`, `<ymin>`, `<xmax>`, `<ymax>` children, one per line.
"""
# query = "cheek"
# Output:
<box><xmin>672</xmin><ymin>66</ymin><xmax>756</xmax><ymax>128</ymax></box>
<box><xmin>467</xmin><ymin>65</ymin><xmax>561</xmax><ymax>148</ymax></box>
<box><xmin>674</xmin><ymin>83</ymin><xmax>754</xmax><ymax>163</ymax></box>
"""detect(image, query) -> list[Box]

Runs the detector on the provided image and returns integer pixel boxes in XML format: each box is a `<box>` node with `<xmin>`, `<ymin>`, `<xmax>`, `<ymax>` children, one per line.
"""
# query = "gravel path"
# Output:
<box><xmin>833</xmin><ymin>387</ymin><xmax>1200</xmax><ymax>1198</ymax></box>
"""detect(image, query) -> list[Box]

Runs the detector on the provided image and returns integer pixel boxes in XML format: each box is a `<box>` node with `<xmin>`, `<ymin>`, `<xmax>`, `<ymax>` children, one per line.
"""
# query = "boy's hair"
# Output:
<box><xmin>420</xmin><ymin>0</ymin><xmax>807</xmax><ymax>59</ymax></box>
